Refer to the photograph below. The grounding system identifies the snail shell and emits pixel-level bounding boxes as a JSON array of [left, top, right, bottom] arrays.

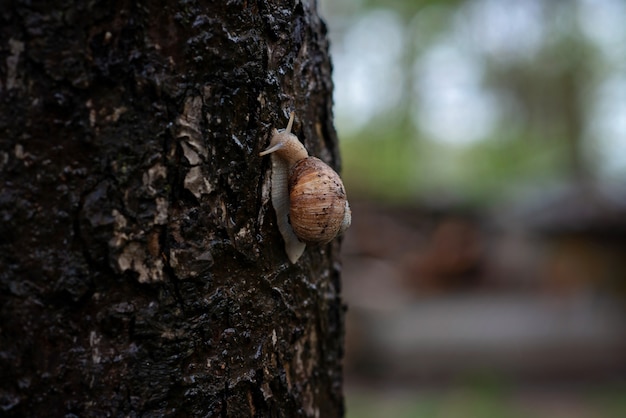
[[289, 157, 350, 244], [260, 112, 351, 263]]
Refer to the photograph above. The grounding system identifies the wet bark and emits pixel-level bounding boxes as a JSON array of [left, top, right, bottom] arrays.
[[0, 1, 344, 416]]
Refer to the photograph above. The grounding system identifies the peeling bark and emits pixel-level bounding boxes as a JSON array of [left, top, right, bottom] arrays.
[[0, 1, 344, 416]]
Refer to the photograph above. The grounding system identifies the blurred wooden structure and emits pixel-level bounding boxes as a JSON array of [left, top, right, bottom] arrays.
[[342, 184, 626, 383]]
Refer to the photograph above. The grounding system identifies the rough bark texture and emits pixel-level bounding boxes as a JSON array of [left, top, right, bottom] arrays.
[[0, 1, 344, 416]]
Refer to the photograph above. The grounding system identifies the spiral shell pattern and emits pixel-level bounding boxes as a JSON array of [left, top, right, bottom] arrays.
[[288, 157, 350, 244]]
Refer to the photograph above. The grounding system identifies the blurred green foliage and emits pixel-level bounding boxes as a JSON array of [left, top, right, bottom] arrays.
[[345, 383, 626, 418], [341, 128, 569, 205], [325, 0, 625, 204], [340, 123, 417, 202]]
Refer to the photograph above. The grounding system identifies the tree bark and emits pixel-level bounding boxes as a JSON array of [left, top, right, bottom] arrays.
[[0, 1, 344, 416]]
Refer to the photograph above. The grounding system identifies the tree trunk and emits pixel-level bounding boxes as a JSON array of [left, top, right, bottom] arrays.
[[0, 1, 344, 416]]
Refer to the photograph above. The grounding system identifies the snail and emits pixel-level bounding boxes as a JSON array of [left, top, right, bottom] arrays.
[[260, 112, 351, 263]]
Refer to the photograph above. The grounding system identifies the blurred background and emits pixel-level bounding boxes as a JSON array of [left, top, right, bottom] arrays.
[[319, 0, 626, 416]]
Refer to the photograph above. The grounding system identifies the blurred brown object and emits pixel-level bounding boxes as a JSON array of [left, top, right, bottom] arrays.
[[341, 196, 626, 383], [404, 216, 485, 295], [541, 236, 626, 297], [518, 183, 626, 298], [342, 201, 487, 296], [342, 201, 427, 261]]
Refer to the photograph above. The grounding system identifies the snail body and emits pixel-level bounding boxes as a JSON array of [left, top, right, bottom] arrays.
[[260, 112, 351, 263]]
